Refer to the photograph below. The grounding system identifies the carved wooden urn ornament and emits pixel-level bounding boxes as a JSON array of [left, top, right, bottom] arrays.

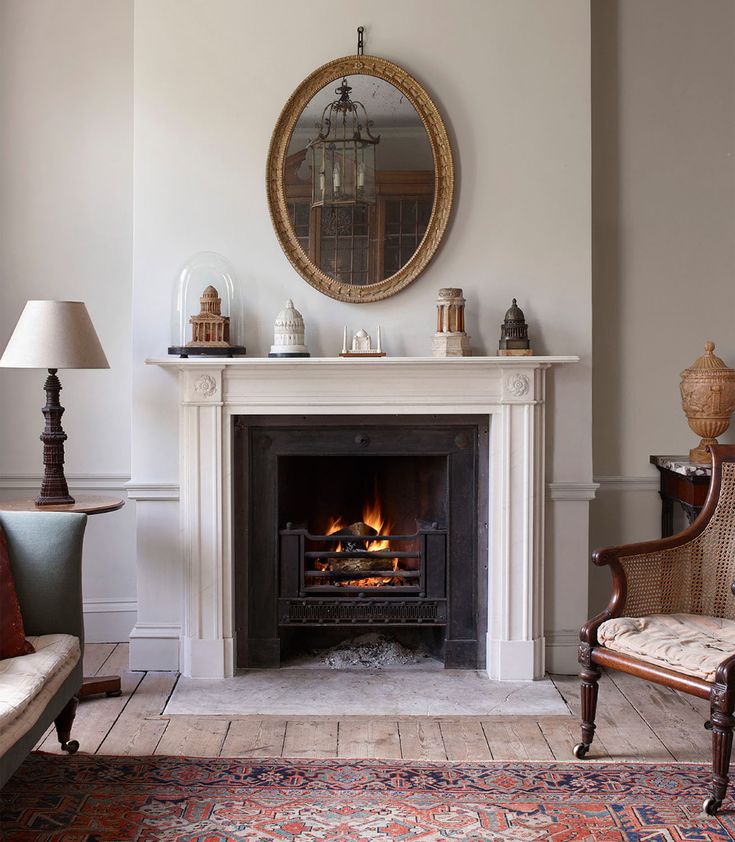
[[680, 341, 735, 463]]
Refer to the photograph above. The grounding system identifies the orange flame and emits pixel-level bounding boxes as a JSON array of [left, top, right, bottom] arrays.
[[362, 494, 392, 553], [315, 490, 401, 586]]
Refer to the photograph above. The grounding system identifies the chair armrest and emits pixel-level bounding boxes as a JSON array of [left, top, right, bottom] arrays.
[[0, 511, 87, 644], [581, 530, 709, 646]]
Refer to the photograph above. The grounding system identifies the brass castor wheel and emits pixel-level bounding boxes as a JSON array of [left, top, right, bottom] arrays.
[[572, 742, 589, 759], [704, 720, 713, 730], [703, 796, 722, 815], [61, 739, 79, 754]]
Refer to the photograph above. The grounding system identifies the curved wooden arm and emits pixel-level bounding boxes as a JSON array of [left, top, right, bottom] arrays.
[[580, 553, 627, 647], [581, 446, 735, 647]]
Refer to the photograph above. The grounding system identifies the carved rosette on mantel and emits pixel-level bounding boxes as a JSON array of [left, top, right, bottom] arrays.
[[680, 341, 735, 463], [139, 355, 580, 681]]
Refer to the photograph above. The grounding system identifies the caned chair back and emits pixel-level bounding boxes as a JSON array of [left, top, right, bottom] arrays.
[[620, 460, 735, 619]]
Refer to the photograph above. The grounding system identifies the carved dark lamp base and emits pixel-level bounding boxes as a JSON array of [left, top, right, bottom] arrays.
[[36, 368, 74, 507]]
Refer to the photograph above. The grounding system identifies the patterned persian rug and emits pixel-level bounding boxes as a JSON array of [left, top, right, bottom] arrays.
[[2, 754, 734, 841]]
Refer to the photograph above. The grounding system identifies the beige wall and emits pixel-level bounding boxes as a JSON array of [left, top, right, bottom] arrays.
[[130, 0, 593, 672], [590, 0, 735, 612], [0, 0, 136, 640]]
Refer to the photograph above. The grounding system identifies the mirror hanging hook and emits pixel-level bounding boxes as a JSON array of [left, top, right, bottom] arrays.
[[357, 26, 364, 56]]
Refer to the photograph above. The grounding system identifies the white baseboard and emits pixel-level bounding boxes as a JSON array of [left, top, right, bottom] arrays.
[[83, 599, 137, 643], [545, 630, 580, 675], [129, 623, 181, 671]]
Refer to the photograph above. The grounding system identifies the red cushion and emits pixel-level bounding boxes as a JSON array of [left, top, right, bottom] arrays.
[[0, 523, 35, 659]]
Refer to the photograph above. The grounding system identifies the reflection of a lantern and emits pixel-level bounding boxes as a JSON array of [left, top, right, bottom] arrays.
[[307, 77, 379, 208]]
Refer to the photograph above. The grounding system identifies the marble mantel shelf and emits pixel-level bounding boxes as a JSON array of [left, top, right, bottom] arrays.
[[148, 355, 580, 367], [138, 354, 579, 681]]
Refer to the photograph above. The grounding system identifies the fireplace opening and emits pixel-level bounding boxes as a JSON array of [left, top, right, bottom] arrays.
[[234, 416, 488, 669]]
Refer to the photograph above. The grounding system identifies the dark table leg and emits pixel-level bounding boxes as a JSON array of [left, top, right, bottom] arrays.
[[660, 493, 674, 539]]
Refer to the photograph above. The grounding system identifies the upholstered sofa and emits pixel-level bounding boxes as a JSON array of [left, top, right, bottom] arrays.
[[0, 510, 86, 788]]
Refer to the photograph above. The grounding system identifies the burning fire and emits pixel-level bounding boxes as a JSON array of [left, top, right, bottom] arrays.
[[317, 493, 400, 586]]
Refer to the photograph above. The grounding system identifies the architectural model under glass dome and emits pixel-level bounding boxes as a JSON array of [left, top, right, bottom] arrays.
[[168, 252, 246, 357]]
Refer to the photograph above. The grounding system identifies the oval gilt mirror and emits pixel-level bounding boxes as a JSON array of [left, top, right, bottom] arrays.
[[267, 55, 454, 303]]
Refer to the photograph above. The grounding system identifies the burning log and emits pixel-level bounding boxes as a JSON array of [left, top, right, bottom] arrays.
[[328, 522, 391, 573]]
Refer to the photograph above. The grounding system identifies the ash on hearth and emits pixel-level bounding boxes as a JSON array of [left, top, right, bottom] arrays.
[[311, 633, 435, 670]]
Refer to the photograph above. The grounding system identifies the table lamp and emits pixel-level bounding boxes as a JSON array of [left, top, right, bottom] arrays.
[[0, 301, 109, 505]]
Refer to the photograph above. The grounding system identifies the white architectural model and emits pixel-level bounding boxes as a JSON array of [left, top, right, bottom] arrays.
[[340, 326, 385, 357], [268, 299, 310, 357]]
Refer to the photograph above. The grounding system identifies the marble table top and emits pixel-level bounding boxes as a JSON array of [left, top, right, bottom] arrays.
[[650, 455, 712, 477]]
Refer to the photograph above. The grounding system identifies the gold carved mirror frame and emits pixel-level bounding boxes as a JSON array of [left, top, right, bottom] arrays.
[[266, 54, 454, 303]]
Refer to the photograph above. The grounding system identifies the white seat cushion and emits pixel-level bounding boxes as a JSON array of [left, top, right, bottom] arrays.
[[0, 634, 80, 754], [598, 613, 735, 682]]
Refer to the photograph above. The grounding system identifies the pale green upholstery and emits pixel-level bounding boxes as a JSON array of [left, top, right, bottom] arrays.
[[0, 511, 86, 788]]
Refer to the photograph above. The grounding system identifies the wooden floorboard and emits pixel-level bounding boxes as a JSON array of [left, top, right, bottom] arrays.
[[440, 719, 492, 762], [57, 644, 714, 763], [338, 720, 402, 759], [398, 720, 447, 760], [40, 644, 143, 755], [221, 719, 288, 757], [283, 719, 339, 758]]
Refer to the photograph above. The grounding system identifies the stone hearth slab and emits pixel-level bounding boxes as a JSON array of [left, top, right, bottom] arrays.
[[163, 670, 570, 717]]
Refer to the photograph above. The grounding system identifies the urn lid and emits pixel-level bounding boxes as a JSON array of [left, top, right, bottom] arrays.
[[681, 341, 735, 377], [503, 298, 525, 322]]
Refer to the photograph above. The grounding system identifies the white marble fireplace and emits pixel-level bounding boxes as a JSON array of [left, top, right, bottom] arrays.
[[141, 355, 577, 680]]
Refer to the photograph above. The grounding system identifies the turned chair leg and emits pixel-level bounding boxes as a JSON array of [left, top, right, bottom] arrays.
[[704, 689, 735, 815], [54, 696, 80, 754], [573, 665, 601, 759]]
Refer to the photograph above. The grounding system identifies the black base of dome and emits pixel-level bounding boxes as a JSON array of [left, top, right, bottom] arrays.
[[268, 352, 311, 358], [168, 345, 247, 357]]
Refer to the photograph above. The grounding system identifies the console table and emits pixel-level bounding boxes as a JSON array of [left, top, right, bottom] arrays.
[[650, 455, 712, 538]]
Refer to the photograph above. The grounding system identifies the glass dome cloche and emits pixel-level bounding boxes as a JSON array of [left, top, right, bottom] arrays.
[[168, 251, 246, 357]]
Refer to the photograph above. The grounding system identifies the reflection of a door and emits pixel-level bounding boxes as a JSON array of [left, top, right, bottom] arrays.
[[286, 156, 433, 286]]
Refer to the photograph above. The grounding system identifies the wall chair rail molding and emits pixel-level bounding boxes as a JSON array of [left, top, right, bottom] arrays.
[[125, 482, 180, 502], [145, 355, 578, 680], [594, 475, 660, 493], [0, 473, 130, 493], [546, 482, 600, 502]]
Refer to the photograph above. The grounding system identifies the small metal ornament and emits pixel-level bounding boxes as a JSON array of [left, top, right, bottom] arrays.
[[498, 298, 532, 356], [268, 299, 310, 358]]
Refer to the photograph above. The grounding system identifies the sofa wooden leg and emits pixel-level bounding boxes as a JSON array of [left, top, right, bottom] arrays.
[[573, 666, 601, 759], [54, 695, 80, 754]]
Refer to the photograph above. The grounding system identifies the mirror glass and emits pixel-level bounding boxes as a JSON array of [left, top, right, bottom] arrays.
[[284, 75, 435, 287], [267, 55, 453, 302]]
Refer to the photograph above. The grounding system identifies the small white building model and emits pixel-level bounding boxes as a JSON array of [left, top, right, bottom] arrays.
[[268, 299, 310, 357]]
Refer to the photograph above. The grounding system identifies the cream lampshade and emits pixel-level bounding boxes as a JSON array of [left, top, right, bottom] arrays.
[[0, 301, 109, 505]]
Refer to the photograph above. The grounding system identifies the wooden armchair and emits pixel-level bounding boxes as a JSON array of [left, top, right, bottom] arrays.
[[576, 444, 735, 815]]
